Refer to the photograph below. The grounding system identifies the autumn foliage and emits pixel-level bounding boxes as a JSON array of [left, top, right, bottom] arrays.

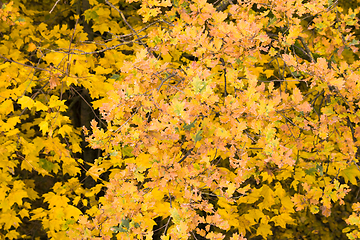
[[2, 0, 360, 239]]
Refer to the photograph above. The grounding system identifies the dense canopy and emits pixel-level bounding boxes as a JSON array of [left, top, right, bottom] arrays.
[[1, 0, 360, 239]]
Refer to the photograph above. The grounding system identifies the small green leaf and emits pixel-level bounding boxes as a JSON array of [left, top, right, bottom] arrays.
[[153, 36, 162, 45], [121, 218, 130, 229], [15, 17, 26, 23], [133, 222, 140, 228], [122, 145, 134, 157], [39, 158, 55, 171], [316, 164, 323, 176], [192, 130, 203, 143], [111, 218, 130, 233], [183, 120, 196, 131], [110, 151, 118, 156], [84, 9, 99, 22], [305, 167, 316, 176], [110, 74, 120, 80], [193, 163, 200, 170]]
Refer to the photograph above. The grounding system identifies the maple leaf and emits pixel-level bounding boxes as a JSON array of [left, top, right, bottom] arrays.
[[171, 98, 186, 117], [18, 96, 34, 109], [256, 223, 273, 238], [340, 164, 360, 185], [2, 210, 21, 230], [270, 213, 294, 228], [292, 87, 303, 104], [39, 121, 48, 134], [295, 102, 312, 113]]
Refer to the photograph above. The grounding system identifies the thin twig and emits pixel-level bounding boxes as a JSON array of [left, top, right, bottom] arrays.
[[49, 0, 61, 13], [298, 36, 315, 63], [114, 107, 140, 133], [39, 37, 147, 55], [178, 147, 194, 164], [0, 54, 50, 72]]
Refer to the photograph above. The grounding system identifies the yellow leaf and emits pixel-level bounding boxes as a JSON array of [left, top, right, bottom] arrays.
[[43, 192, 70, 207], [30, 208, 47, 220], [5, 230, 20, 240], [34, 101, 48, 111], [269, 47, 277, 57], [28, 42, 37, 52], [340, 164, 360, 185], [244, 209, 264, 224], [136, 48, 148, 61], [18, 96, 34, 109], [172, 98, 185, 116], [8, 181, 28, 206], [328, 77, 345, 90], [3, 116, 20, 131], [161, 235, 170, 240], [259, 185, 275, 210], [94, 66, 113, 75], [2, 210, 21, 230], [0, 99, 14, 115], [226, 182, 236, 196], [58, 125, 73, 137], [48, 95, 65, 108], [64, 205, 82, 219], [285, 25, 302, 45], [86, 166, 104, 180], [256, 223, 273, 238], [143, 218, 157, 229], [260, 171, 273, 183], [215, 127, 231, 139], [39, 121, 48, 134], [270, 213, 294, 228], [132, 114, 143, 125], [18, 209, 29, 219]]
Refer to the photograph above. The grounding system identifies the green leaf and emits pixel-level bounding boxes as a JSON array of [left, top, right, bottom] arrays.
[[15, 17, 26, 23], [110, 74, 120, 80], [153, 36, 162, 45], [121, 218, 130, 229], [316, 163, 323, 176], [192, 130, 203, 143], [305, 167, 316, 176], [183, 120, 196, 131], [39, 158, 55, 171], [111, 218, 130, 233], [193, 163, 200, 170], [122, 145, 134, 157], [84, 9, 99, 22]]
